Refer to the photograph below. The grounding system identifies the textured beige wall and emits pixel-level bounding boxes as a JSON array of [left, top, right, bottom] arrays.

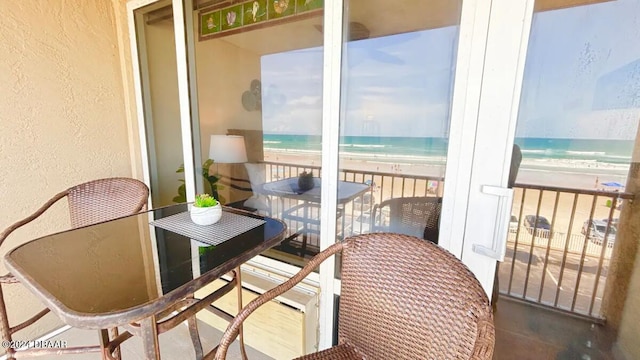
[[0, 0, 133, 341], [615, 216, 640, 359], [195, 38, 262, 160], [604, 123, 640, 360], [195, 37, 262, 203]]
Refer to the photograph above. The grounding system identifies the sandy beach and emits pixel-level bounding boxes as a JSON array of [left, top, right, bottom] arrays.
[[263, 150, 626, 237]]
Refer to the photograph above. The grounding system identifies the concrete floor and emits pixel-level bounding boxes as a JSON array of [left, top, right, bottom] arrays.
[[45, 320, 272, 360], [494, 296, 615, 360], [13, 295, 618, 360]]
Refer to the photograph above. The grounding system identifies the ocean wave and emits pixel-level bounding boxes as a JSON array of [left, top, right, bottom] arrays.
[[263, 141, 282, 144], [566, 151, 607, 156], [340, 151, 444, 160], [264, 148, 321, 154], [521, 150, 548, 154], [521, 158, 629, 171], [604, 155, 632, 160], [352, 144, 386, 148]]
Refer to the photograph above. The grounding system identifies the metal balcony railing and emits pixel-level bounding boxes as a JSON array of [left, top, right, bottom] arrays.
[[502, 184, 632, 319], [260, 160, 633, 319]]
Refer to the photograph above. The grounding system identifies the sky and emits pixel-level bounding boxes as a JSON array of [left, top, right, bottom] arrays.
[[261, 0, 640, 139]]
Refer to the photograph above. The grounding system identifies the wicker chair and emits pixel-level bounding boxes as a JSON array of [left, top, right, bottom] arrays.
[[0, 177, 149, 359], [213, 233, 495, 360], [371, 196, 442, 244]]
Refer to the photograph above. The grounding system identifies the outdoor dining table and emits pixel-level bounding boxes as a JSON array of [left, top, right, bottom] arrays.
[[4, 203, 286, 360], [258, 177, 370, 255], [259, 177, 370, 204]]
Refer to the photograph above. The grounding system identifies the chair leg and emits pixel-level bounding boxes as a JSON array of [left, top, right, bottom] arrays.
[[109, 327, 121, 360], [234, 267, 248, 360], [0, 285, 16, 360], [99, 329, 112, 360], [98, 327, 123, 360], [139, 315, 160, 360], [300, 234, 308, 257], [187, 313, 204, 360]]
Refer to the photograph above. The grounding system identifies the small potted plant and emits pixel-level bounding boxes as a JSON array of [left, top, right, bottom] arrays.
[[190, 194, 222, 226], [298, 170, 315, 191]]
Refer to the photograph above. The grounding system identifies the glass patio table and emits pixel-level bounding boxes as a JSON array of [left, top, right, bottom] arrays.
[[4, 203, 286, 360]]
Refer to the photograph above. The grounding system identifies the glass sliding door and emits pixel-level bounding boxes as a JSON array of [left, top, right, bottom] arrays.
[[132, 0, 185, 207], [337, 0, 462, 243], [190, 1, 325, 266], [491, 1, 640, 358]]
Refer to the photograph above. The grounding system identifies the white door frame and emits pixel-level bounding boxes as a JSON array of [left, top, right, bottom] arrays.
[[126, 0, 198, 204], [317, 0, 344, 349], [127, 0, 161, 207], [452, 0, 535, 294], [170, 0, 198, 202]]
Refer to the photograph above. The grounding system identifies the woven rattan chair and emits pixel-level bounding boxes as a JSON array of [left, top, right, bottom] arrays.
[[0, 177, 149, 359], [371, 196, 442, 244], [213, 233, 495, 360]]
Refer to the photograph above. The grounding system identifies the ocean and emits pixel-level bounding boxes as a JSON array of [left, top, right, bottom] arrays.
[[263, 134, 633, 176]]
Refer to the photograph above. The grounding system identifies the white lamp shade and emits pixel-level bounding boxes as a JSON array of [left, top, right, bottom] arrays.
[[209, 135, 248, 163]]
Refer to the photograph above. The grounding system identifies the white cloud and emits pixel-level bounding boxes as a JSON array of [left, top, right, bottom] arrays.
[[288, 96, 321, 106]]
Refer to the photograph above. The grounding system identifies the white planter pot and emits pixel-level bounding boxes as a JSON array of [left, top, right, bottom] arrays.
[[190, 203, 222, 225]]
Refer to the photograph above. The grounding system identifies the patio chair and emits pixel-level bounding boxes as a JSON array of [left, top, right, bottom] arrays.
[[371, 196, 442, 244], [213, 233, 495, 360], [223, 162, 272, 215], [0, 177, 149, 359]]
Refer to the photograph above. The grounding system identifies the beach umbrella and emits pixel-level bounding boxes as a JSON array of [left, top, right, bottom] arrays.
[[601, 181, 625, 188]]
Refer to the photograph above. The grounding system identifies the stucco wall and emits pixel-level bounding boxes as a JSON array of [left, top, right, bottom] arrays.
[[612, 164, 640, 360], [616, 247, 640, 359], [0, 0, 132, 342]]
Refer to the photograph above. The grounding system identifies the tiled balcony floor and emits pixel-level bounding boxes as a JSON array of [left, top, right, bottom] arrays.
[[44, 320, 272, 360], [494, 296, 615, 360]]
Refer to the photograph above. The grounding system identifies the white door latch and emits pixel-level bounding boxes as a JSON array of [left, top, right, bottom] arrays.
[[472, 185, 514, 261]]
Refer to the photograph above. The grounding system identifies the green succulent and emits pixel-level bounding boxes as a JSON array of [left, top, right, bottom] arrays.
[[193, 194, 218, 207]]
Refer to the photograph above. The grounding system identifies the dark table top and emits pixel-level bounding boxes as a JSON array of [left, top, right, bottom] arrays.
[[4, 204, 286, 329]]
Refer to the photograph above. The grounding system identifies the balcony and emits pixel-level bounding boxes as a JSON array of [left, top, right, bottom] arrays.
[[5, 161, 627, 359], [244, 160, 627, 359], [258, 162, 629, 311]]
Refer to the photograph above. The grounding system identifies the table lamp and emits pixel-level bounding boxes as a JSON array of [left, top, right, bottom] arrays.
[[207, 135, 248, 203], [209, 135, 248, 164]]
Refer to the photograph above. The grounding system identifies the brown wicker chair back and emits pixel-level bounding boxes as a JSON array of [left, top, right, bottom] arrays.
[[0, 177, 148, 359], [67, 177, 149, 228], [338, 233, 494, 359], [213, 233, 494, 360], [371, 196, 442, 243]]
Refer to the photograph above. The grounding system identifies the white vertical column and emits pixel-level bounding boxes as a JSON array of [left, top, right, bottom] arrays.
[[318, 0, 344, 351], [440, 0, 493, 257], [461, 0, 535, 295], [172, 0, 197, 202]]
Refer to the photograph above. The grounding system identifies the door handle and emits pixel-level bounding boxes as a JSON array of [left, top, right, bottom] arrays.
[[472, 185, 514, 261]]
